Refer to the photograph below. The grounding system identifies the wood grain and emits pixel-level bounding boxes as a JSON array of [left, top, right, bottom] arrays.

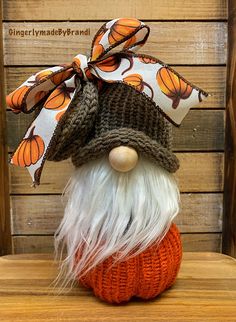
[[6, 110, 225, 152], [4, 66, 226, 109], [9, 153, 224, 194], [222, 0, 236, 257], [2, 0, 227, 20], [1, 293, 235, 321], [173, 110, 224, 151], [181, 233, 222, 252], [0, 253, 235, 321], [3, 22, 227, 65], [12, 234, 222, 254], [177, 193, 223, 233], [10, 193, 223, 235], [2, 0, 228, 257], [177, 153, 224, 192], [0, 2, 12, 255]]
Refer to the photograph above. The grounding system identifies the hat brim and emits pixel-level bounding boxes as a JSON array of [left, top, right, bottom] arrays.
[[71, 128, 179, 173]]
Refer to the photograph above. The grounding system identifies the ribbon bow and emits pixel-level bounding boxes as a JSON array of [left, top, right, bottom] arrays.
[[6, 18, 208, 186]]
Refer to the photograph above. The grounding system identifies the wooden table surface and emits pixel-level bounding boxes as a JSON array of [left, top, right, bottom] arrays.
[[0, 252, 235, 321]]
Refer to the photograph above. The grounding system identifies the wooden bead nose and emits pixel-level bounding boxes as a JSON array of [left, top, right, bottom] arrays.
[[109, 146, 138, 172]]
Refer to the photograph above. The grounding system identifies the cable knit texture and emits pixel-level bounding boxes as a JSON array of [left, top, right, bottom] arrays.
[[48, 82, 179, 173], [77, 223, 182, 304], [47, 81, 99, 161]]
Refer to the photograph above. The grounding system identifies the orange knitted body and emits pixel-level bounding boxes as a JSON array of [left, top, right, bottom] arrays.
[[77, 224, 182, 303]]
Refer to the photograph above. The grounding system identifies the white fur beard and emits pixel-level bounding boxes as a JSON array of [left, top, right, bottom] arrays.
[[54, 156, 180, 284]]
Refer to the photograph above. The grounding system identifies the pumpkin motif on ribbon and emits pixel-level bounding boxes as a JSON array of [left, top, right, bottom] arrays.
[[35, 90, 50, 103], [44, 83, 74, 110], [96, 56, 122, 72], [139, 56, 157, 64], [55, 110, 65, 122], [108, 18, 141, 45], [123, 73, 154, 98], [6, 85, 29, 113], [157, 67, 193, 109], [91, 25, 107, 61], [51, 68, 74, 85], [72, 57, 94, 80], [11, 126, 45, 167], [35, 68, 73, 85], [72, 57, 84, 79], [92, 44, 105, 61], [124, 35, 136, 49], [95, 54, 133, 75], [35, 70, 53, 82]]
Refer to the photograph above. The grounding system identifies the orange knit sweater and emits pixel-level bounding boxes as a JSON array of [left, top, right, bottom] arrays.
[[77, 223, 182, 303]]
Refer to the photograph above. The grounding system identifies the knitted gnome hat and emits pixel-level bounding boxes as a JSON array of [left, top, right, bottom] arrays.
[[48, 82, 179, 173], [6, 18, 208, 185]]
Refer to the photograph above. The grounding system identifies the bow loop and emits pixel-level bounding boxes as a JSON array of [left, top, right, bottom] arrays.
[[91, 18, 150, 61]]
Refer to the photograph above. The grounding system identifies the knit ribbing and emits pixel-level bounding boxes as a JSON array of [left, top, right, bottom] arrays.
[[72, 128, 179, 173], [77, 224, 182, 303], [96, 83, 173, 149], [47, 81, 99, 161], [72, 82, 179, 172], [48, 82, 179, 173]]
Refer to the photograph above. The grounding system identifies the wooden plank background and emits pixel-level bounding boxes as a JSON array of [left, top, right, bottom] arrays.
[[2, 0, 227, 20], [0, 1, 11, 255], [2, 0, 227, 253], [222, 0, 236, 258]]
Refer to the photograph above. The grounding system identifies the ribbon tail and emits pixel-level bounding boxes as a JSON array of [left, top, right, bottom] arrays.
[[10, 74, 78, 185], [6, 65, 74, 114]]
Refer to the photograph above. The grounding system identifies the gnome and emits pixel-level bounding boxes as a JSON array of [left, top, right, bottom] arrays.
[[6, 18, 208, 303]]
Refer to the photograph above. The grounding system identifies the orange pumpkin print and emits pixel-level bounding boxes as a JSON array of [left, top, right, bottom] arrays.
[[96, 54, 133, 75], [72, 57, 94, 80], [92, 44, 105, 61], [96, 56, 121, 72], [35, 70, 53, 82], [44, 83, 74, 110], [55, 110, 65, 122], [124, 35, 136, 49], [72, 57, 84, 78], [73, 57, 81, 69], [94, 25, 106, 45], [157, 67, 193, 109], [11, 126, 45, 167], [35, 90, 50, 103], [108, 18, 141, 45], [36, 68, 73, 85], [139, 56, 157, 64], [91, 25, 107, 60], [93, 25, 107, 46], [51, 68, 73, 85], [6, 85, 29, 113], [123, 74, 144, 91], [123, 73, 154, 98]]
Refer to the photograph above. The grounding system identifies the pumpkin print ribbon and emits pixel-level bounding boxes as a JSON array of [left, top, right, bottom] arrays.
[[6, 18, 208, 186]]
